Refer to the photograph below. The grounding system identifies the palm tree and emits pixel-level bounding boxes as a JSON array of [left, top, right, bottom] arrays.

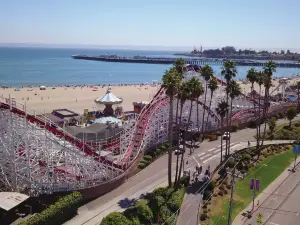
[[162, 69, 182, 187], [200, 65, 213, 134], [216, 100, 229, 163], [177, 77, 203, 186], [174, 82, 189, 186], [257, 61, 276, 159], [174, 58, 186, 77], [205, 77, 219, 131], [227, 80, 242, 155], [246, 68, 257, 95], [255, 71, 264, 146], [221, 60, 237, 156]]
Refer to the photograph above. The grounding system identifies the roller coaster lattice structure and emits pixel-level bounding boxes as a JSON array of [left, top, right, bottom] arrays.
[[0, 76, 296, 196]]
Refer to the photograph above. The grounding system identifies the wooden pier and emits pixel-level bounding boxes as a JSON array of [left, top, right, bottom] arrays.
[[72, 55, 300, 68]]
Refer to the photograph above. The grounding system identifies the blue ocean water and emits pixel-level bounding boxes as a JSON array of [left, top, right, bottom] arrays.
[[0, 47, 299, 87]]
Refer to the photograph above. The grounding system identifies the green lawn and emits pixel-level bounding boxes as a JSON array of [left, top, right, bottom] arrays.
[[211, 149, 295, 225]]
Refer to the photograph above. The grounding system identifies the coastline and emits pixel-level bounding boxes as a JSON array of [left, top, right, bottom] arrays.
[[1, 76, 300, 116], [0, 84, 160, 114]]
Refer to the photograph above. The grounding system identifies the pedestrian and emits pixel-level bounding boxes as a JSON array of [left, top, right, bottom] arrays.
[[248, 140, 250, 147]]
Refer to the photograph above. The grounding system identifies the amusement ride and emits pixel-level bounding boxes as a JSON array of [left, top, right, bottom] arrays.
[[0, 70, 298, 197]]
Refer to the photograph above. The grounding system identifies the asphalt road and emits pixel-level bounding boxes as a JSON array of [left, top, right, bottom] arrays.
[[64, 116, 299, 225]]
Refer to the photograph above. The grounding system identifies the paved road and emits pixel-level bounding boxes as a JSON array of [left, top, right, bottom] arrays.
[[233, 159, 300, 225], [64, 116, 298, 225]]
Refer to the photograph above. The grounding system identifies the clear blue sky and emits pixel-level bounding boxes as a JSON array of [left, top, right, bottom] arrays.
[[0, 0, 299, 50]]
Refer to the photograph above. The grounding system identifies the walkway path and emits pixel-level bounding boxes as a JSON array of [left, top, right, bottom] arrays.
[[232, 155, 300, 225], [176, 140, 294, 225]]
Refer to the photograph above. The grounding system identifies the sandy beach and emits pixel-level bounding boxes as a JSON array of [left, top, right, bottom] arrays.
[[0, 85, 161, 114], [1, 76, 300, 115]]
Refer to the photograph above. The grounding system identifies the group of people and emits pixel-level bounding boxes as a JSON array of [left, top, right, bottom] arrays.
[[190, 164, 211, 183]]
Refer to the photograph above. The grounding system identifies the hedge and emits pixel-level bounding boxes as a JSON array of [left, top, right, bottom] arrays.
[[101, 212, 131, 225], [143, 155, 152, 161], [18, 192, 82, 225]]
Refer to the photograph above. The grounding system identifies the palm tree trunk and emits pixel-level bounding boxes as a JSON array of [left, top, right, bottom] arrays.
[[220, 117, 224, 163], [177, 100, 193, 185], [225, 92, 230, 156], [205, 92, 213, 131], [197, 97, 199, 132], [168, 95, 174, 187], [174, 98, 180, 185], [175, 102, 183, 186], [256, 86, 261, 148], [201, 82, 208, 134], [297, 86, 300, 112], [227, 98, 233, 155], [188, 100, 193, 154]]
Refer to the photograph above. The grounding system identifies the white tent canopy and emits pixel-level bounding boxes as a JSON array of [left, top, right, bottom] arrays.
[[95, 88, 122, 104]]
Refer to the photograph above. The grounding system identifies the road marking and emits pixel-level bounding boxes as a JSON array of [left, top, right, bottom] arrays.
[[200, 154, 211, 160], [193, 156, 200, 167], [203, 154, 219, 164], [197, 152, 205, 157], [208, 148, 217, 152], [213, 149, 221, 154], [267, 222, 280, 225]]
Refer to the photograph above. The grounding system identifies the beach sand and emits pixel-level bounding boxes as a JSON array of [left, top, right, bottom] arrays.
[[0, 85, 161, 114], [1, 76, 300, 115]]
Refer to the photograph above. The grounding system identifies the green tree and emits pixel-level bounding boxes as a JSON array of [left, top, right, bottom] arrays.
[[174, 58, 186, 76], [162, 69, 182, 187], [216, 100, 229, 163], [205, 77, 219, 131], [286, 107, 297, 128], [177, 77, 203, 185], [221, 60, 237, 157], [267, 117, 277, 133], [200, 65, 214, 134], [246, 68, 257, 95], [100, 212, 131, 225], [257, 61, 277, 159]]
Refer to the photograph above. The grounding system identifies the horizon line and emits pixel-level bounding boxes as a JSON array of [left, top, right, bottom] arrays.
[[0, 42, 299, 52]]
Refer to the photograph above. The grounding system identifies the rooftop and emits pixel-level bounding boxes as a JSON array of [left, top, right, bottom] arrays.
[[0, 192, 29, 211]]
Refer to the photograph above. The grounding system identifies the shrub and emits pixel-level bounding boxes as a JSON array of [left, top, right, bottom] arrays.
[[167, 188, 185, 212], [219, 184, 225, 190], [159, 205, 172, 223], [231, 124, 239, 132], [248, 120, 257, 128], [101, 212, 131, 225], [138, 163, 146, 169], [140, 160, 149, 165], [218, 190, 224, 196], [18, 192, 82, 225], [215, 131, 222, 136], [205, 180, 215, 192], [223, 189, 228, 195], [203, 190, 212, 201], [179, 176, 190, 187], [135, 200, 153, 224], [200, 213, 207, 221], [226, 158, 235, 168], [143, 155, 152, 161]]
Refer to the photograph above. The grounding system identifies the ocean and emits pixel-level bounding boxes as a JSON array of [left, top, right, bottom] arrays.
[[0, 47, 299, 87]]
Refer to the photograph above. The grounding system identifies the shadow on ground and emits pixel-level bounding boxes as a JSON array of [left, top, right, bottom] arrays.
[[118, 198, 138, 209]]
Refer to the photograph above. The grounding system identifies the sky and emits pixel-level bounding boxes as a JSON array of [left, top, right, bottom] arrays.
[[0, 0, 299, 51]]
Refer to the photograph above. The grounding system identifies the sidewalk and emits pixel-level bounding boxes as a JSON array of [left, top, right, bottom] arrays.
[[176, 140, 294, 225], [232, 158, 299, 225]]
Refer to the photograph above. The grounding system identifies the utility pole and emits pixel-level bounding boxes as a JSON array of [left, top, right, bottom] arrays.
[[227, 164, 245, 225]]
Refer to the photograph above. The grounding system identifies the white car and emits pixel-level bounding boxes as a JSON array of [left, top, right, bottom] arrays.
[[223, 132, 230, 140]]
